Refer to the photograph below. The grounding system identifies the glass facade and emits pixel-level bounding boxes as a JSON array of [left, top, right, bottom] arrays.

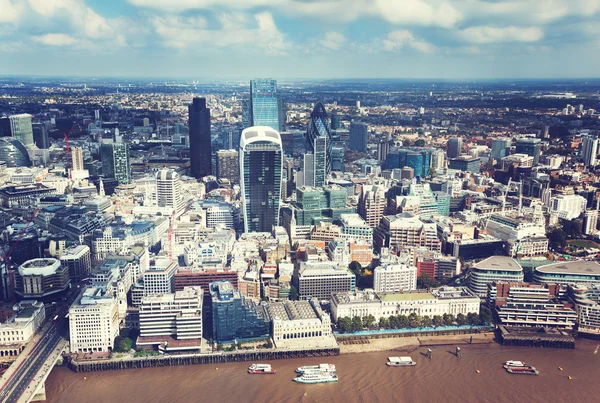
[[306, 102, 332, 185], [349, 121, 368, 152], [386, 148, 431, 177], [332, 146, 344, 172], [293, 186, 354, 225], [0, 138, 32, 167], [491, 138, 511, 159], [189, 97, 212, 178], [250, 79, 280, 131], [240, 127, 283, 233], [101, 142, 131, 184], [9, 114, 34, 147], [516, 138, 541, 166]]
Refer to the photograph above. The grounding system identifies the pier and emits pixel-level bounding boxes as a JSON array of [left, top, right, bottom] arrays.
[[498, 326, 575, 349], [67, 347, 340, 373]]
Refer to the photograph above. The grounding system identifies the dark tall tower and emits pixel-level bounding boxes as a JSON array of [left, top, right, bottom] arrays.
[[189, 97, 212, 178]]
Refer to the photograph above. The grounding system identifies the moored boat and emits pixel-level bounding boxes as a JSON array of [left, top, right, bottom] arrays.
[[248, 364, 276, 374], [295, 364, 336, 374], [294, 372, 338, 384], [504, 360, 525, 367], [387, 357, 416, 367], [504, 365, 539, 375]]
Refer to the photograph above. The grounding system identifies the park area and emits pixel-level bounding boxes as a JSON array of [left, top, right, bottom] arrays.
[[567, 239, 600, 250]]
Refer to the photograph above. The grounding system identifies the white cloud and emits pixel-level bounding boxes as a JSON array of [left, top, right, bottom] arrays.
[[0, 0, 24, 23], [31, 33, 76, 46], [373, 0, 461, 28], [381, 30, 434, 53], [457, 26, 544, 44], [320, 32, 346, 50]]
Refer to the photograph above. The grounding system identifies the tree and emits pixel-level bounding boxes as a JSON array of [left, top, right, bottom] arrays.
[[338, 317, 352, 333], [349, 261, 362, 276], [417, 273, 434, 289], [414, 139, 426, 147], [479, 306, 493, 325], [548, 228, 567, 250], [456, 313, 468, 326], [363, 314, 376, 329], [420, 316, 433, 328], [467, 312, 479, 326], [379, 317, 389, 329], [114, 336, 133, 353], [351, 316, 363, 332], [562, 219, 582, 238], [289, 285, 299, 301], [408, 313, 420, 328], [443, 313, 455, 326], [398, 315, 409, 329], [389, 315, 399, 329], [432, 315, 444, 327]]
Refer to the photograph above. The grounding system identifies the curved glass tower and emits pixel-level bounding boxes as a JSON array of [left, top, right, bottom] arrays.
[[0, 138, 32, 167], [306, 102, 332, 187], [240, 126, 283, 233]]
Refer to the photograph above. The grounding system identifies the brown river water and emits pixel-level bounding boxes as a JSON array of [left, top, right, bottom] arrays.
[[45, 341, 600, 403]]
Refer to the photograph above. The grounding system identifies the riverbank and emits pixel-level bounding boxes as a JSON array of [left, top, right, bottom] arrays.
[[339, 332, 495, 354]]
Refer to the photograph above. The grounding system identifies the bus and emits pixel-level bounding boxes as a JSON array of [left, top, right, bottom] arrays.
[[52, 315, 59, 322]]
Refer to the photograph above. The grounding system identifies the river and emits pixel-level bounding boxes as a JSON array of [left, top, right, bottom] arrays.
[[45, 341, 600, 403]]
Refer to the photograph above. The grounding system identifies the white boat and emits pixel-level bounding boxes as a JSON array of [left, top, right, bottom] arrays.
[[387, 357, 416, 367], [248, 363, 276, 374], [295, 364, 336, 374], [504, 361, 525, 367], [294, 372, 338, 384]]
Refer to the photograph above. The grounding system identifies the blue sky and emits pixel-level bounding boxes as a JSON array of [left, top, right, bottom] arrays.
[[1, 0, 600, 79]]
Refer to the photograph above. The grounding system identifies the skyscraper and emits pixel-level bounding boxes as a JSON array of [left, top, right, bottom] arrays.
[[71, 147, 84, 171], [0, 117, 11, 137], [188, 97, 212, 179], [240, 126, 283, 233], [331, 146, 345, 172], [515, 137, 541, 166], [447, 137, 462, 159], [330, 113, 340, 130], [491, 138, 511, 159], [303, 153, 316, 187], [349, 121, 368, 153], [582, 135, 598, 167], [248, 79, 279, 131], [32, 123, 48, 149], [216, 149, 240, 184], [9, 114, 34, 146], [277, 97, 287, 132], [156, 169, 184, 214], [101, 142, 130, 184], [0, 138, 31, 167], [306, 102, 332, 186]]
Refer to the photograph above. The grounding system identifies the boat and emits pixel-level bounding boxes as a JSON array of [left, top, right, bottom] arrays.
[[504, 361, 525, 367], [295, 364, 336, 374], [248, 364, 276, 374], [504, 365, 539, 375], [294, 372, 338, 384], [386, 357, 416, 367]]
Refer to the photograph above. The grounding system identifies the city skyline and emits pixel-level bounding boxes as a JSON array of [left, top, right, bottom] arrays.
[[1, 1, 600, 79]]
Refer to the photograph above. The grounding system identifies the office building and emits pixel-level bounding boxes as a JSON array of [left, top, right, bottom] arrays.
[[287, 186, 353, 226], [142, 259, 178, 296], [0, 301, 45, 359], [156, 169, 184, 214], [8, 114, 34, 146], [302, 153, 316, 187], [137, 287, 203, 351], [469, 256, 524, 297], [374, 212, 441, 253], [69, 286, 119, 353], [306, 102, 332, 184], [549, 194, 587, 220], [449, 156, 480, 173], [71, 146, 84, 171], [349, 121, 368, 152], [267, 300, 336, 348], [340, 213, 373, 243], [568, 284, 600, 336], [447, 137, 462, 159], [101, 142, 130, 184], [331, 146, 344, 172], [13, 258, 70, 300], [216, 149, 239, 184], [582, 135, 599, 166], [32, 123, 49, 149], [330, 287, 480, 322], [491, 138, 512, 159], [294, 261, 356, 300], [386, 148, 432, 178], [60, 245, 92, 282], [515, 137, 541, 166], [248, 79, 280, 131], [533, 261, 600, 287], [358, 184, 388, 228], [374, 262, 417, 293], [584, 209, 599, 235], [240, 126, 283, 233], [209, 281, 270, 343], [188, 97, 212, 178], [0, 138, 32, 167]]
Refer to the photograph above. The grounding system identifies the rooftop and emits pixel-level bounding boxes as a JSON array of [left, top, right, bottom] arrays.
[[536, 261, 600, 276], [379, 292, 436, 302], [474, 256, 523, 272]]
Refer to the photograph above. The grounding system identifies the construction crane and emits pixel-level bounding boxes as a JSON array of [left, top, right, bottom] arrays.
[[168, 210, 176, 261], [501, 178, 512, 215], [64, 130, 72, 179]]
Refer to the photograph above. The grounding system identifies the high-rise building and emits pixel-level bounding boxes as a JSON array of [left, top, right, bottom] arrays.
[[582, 135, 599, 167], [248, 79, 280, 131], [0, 138, 31, 167], [277, 97, 287, 132], [349, 121, 368, 153], [60, 245, 92, 283], [32, 123, 49, 149], [331, 113, 340, 130], [374, 262, 417, 293], [156, 169, 184, 214], [71, 146, 84, 171], [188, 97, 212, 179], [306, 102, 332, 184], [331, 146, 344, 172], [302, 153, 315, 187], [240, 126, 283, 233], [0, 117, 11, 137], [449, 156, 480, 173], [515, 137, 541, 166], [101, 142, 130, 184], [8, 114, 34, 146], [491, 138, 511, 159], [216, 149, 239, 183], [584, 209, 599, 235], [447, 137, 462, 159], [358, 184, 388, 228]]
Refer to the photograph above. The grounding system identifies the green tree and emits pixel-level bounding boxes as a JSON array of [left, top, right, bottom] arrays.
[[467, 312, 479, 326], [379, 317, 389, 329], [351, 316, 363, 332], [432, 315, 444, 327], [548, 229, 566, 250], [398, 315, 409, 329], [443, 313, 455, 326], [417, 273, 440, 289], [338, 317, 352, 333], [289, 285, 299, 301], [349, 261, 362, 276], [479, 306, 493, 325], [420, 316, 433, 328], [414, 139, 426, 147], [114, 336, 133, 352], [456, 313, 468, 326], [389, 315, 399, 329], [363, 314, 376, 329], [408, 313, 420, 328]]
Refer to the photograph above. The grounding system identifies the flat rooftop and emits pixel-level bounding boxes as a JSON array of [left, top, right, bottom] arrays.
[[379, 292, 436, 302], [536, 261, 600, 275], [474, 256, 523, 272]]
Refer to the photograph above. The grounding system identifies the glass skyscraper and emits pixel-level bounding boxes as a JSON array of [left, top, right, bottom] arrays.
[[8, 114, 34, 147], [0, 138, 31, 167], [349, 121, 368, 152], [188, 97, 212, 178], [516, 137, 541, 166], [239, 126, 283, 233], [101, 142, 130, 184], [306, 102, 332, 187], [491, 138, 511, 159], [249, 79, 280, 131]]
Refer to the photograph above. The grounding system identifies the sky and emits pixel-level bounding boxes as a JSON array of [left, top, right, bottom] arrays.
[[1, 0, 600, 80]]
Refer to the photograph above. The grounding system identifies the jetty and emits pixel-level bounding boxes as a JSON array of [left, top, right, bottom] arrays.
[[498, 326, 575, 349]]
